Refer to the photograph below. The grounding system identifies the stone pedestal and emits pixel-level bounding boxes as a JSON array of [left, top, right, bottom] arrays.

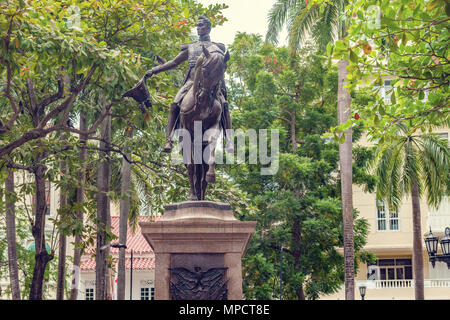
[[139, 201, 256, 300]]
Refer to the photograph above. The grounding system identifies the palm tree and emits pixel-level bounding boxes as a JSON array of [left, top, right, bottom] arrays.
[[69, 113, 88, 300], [117, 128, 133, 300], [373, 123, 450, 300], [56, 133, 68, 300], [267, 0, 356, 299], [96, 109, 112, 300]]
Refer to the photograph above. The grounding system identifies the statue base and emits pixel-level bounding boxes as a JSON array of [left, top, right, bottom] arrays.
[[139, 201, 256, 300]]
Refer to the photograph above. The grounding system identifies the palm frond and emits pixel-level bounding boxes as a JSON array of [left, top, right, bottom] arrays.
[[374, 123, 450, 214], [266, 0, 302, 44], [419, 134, 450, 208], [287, 4, 321, 52], [309, 4, 339, 50], [375, 138, 405, 211]]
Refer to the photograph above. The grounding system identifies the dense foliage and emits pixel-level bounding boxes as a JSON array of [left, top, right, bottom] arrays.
[[330, 0, 449, 141], [225, 33, 374, 300]]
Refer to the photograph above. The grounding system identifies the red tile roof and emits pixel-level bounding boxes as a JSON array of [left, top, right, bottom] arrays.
[[80, 257, 155, 271], [80, 215, 160, 271]]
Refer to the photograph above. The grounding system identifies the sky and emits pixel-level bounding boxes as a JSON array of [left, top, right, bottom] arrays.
[[197, 0, 288, 47]]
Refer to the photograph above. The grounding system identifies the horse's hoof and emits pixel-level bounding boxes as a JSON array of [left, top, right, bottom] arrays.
[[206, 173, 216, 183], [188, 195, 198, 201]]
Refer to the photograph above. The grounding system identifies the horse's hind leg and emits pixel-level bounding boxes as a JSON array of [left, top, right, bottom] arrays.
[[195, 163, 203, 200], [204, 122, 220, 183], [186, 163, 197, 201], [201, 162, 208, 200]]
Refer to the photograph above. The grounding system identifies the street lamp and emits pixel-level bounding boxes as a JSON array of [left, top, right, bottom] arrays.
[[424, 227, 450, 269], [110, 243, 133, 300], [359, 285, 366, 300]]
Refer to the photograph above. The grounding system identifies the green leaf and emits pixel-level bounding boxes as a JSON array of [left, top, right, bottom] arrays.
[[339, 134, 346, 144], [419, 90, 425, 100], [390, 91, 396, 104], [326, 43, 334, 56], [349, 49, 358, 63]]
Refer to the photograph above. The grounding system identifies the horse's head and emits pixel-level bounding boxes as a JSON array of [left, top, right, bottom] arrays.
[[193, 45, 230, 98]]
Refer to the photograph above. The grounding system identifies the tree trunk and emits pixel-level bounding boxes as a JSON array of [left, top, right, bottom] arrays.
[[69, 114, 88, 300], [118, 129, 133, 300], [337, 58, 355, 300], [5, 170, 21, 300], [411, 178, 425, 300], [290, 122, 305, 300], [292, 219, 305, 300], [29, 154, 54, 300], [56, 134, 68, 300], [95, 112, 111, 300], [291, 113, 297, 151]]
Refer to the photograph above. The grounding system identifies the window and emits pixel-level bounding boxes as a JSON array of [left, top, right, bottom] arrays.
[[141, 287, 149, 300], [140, 287, 154, 300], [383, 80, 392, 104], [85, 288, 94, 300], [376, 200, 399, 231], [374, 80, 393, 104], [370, 258, 413, 280]]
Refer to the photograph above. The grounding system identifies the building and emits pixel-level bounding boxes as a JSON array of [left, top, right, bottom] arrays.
[[320, 127, 450, 300], [79, 215, 157, 300]]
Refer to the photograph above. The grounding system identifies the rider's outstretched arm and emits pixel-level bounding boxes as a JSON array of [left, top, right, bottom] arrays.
[[145, 48, 188, 78]]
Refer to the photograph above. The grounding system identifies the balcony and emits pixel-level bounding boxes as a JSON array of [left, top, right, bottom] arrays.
[[353, 279, 450, 300], [357, 279, 450, 289]]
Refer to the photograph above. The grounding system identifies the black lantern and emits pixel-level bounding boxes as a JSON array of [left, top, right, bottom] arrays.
[[359, 285, 366, 300], [441, 228, 450, 255], [425, 229, 438, 256], [424, 227, 450, 269]]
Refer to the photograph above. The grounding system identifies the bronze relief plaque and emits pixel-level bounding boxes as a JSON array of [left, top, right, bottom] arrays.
[[169, 253, 228, 300]]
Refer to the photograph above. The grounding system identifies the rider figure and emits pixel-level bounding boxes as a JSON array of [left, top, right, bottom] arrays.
[[144, 16, 232, 153]]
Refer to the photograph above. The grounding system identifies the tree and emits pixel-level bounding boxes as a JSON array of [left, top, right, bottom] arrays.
[[1, 0, 229, 299], [334, 0, 449, 140], [372, 123, 450, 300], [56, 133, 68, 300], [69, 113, 87, 300], [95, 107, 111, 300], [117, 128, 133, 300], [226, 34, 374, 299], [266, 0, 357, 299], [4, 170, 21, 300]]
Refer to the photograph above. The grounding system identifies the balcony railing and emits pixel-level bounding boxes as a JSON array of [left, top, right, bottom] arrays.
[[357, 279, 450, 289]]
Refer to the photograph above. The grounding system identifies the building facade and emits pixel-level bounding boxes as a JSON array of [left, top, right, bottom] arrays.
[[320, 127, 450, 300], [78, 216, 157, 300]]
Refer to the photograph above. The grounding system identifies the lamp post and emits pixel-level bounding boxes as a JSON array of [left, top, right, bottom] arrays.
[[424, 227, 450, 269], [130, 249, 133, 300], [110, 243, 130, 300], [359, 285, 366, 300]]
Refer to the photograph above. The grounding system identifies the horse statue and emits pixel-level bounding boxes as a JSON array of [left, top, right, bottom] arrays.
[[178, 45, 230, 200], [123, 44, 230, 201]]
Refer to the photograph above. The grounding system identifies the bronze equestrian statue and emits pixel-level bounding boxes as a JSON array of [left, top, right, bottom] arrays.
[[124, 16, 231, 201]]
